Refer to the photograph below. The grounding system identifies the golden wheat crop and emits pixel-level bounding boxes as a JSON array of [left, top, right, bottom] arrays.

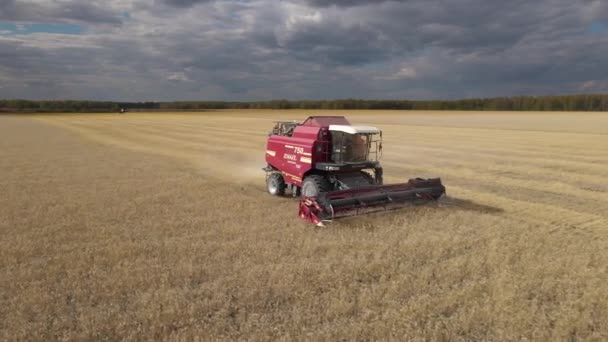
[[1, 110, 607, 340]]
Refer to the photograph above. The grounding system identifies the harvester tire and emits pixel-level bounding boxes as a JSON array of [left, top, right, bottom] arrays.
[[301, 175, 330, 198], [360, 171, 376, 185], [267, 173, 286, 196]]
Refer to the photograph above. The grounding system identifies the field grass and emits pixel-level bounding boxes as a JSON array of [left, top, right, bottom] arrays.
[[1, 110, 608, 340]]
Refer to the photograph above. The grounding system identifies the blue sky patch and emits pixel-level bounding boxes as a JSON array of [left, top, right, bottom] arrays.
[[0, 22, 84, 35], [588, 22, 607, 33]]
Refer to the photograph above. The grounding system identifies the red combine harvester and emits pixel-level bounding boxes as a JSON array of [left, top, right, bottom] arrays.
[[263, 116, 445, 225]]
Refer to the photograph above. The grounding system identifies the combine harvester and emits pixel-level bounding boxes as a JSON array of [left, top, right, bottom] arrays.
[[263, 116, 445, 225]]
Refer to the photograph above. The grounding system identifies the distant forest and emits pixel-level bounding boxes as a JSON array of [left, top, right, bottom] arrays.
[[2, 94, 608, 112]]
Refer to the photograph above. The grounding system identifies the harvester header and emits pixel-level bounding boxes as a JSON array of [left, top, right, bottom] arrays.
[[263, 116, 445, 225]]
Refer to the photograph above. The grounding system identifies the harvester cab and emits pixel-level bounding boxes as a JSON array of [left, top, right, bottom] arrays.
[[263, 116, 445, 225], [327, 124, 381, 164]]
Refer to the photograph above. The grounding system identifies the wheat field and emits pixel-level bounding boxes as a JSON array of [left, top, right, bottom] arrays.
[[1, 110, 607, 340]]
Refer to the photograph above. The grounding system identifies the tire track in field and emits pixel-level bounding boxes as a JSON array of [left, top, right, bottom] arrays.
[[87, 117, 608, 198], [378, 124, 608, 155], [386, 165, 608, 219], [57, 118, 268, 152], [84, 117, 608, 184], [382, 134, 608, 177], [380, 127, 608, 161], [381, 146, 608, 186], [51, 116, 608, 208], [44, 118, 266, 183], [113, 119, 608, 168], [391, 180, 607, 231], [56, 117, 608, 202], [73, 115, 608, 164], [56, 116, 272, 146], [42, 113, 608, 231], [382, 157, 608, 206], [385, 135, 608, 164], [361, 112, 608, 135]]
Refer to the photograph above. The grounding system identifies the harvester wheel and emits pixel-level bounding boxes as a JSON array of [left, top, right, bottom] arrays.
[[301, 175, 330, 198], [360, 171, 376, 185], [267, 173, 286, 196]]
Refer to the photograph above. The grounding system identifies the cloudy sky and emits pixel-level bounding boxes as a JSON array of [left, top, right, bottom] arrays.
[[1, 0, 607, 101]]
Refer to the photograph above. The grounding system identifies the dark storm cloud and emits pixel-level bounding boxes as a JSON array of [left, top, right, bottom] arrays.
[[160, 0, 214, 8], [1, 0, 607, 100], [269, 0, 608, 97], [304, 0, 397, 7], [257, 0, 548, 72], [274, 20, 391, 65], [0, 0, 123, 24]]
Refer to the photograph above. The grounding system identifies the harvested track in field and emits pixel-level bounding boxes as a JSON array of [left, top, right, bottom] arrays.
[[2, 111, 608, 340], [46, 111, 608, 229]]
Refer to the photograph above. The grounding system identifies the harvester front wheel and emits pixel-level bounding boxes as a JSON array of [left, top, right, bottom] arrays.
[[360, 171, 376, 185], [301, 175, 330, 198], [267, 173, 286, 196]]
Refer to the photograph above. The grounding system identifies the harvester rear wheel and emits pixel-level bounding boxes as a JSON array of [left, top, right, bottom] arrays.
[[301, 175, 330, 198], [267, 173, 286, 196]]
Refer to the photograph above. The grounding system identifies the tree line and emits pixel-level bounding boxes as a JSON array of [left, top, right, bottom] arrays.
[[2, 94, 608, 112]]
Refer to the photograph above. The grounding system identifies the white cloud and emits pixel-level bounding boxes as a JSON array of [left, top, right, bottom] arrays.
[[167, 72, 191, 82], [579, 80, 608, 92], [394, 67, 417, 79]]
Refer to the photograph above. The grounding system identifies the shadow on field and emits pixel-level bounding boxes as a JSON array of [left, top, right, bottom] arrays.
[[440, 196, 504, 214], [329, 196, 504, 230]]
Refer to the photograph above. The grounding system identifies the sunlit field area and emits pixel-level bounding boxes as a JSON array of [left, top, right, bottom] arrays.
[[1, 110, 607, 340]]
